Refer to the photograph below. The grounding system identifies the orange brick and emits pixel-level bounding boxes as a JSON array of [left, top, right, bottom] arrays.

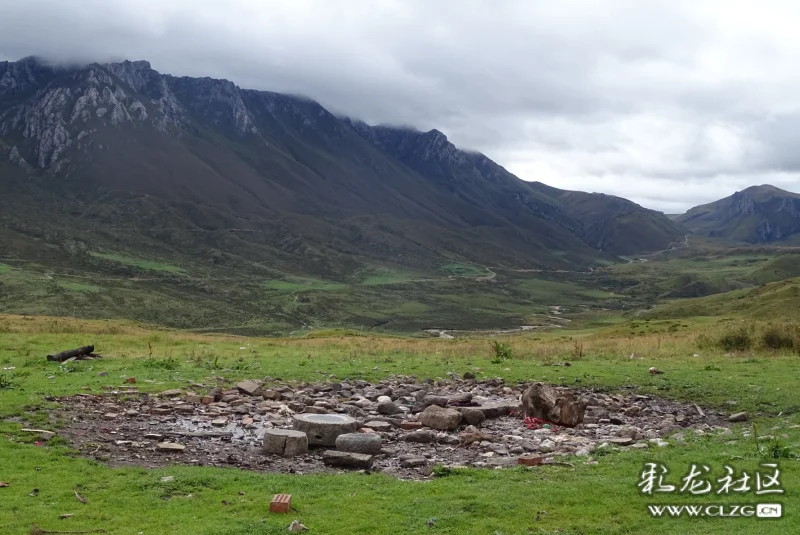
[[517, 455, 543, 467], [125, 377, 137, 384], [270, 494, 291, 514]]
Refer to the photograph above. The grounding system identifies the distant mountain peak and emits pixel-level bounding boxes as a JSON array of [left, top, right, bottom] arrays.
[[678, 184, 800, 243]]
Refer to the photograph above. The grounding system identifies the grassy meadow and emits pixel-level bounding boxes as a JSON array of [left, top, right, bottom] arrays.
[[1, 313, 800, 534]]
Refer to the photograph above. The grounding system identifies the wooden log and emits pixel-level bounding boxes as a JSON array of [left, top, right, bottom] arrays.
[[46, 345, 94, 362]]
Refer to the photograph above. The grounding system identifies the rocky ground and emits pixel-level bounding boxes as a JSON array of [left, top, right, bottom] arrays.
[[50, 376, 730, 480]]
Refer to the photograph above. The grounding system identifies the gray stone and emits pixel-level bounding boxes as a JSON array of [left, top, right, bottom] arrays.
[[363, 421, 392, 432], [236, 380, 262, 396], [263, 429, 309, 457], [293, 413, 358, 446], [609, 437, 634, 446], [403, 430, 436, 443], [400, 457, 428, 468], [377, 401, 402, 415], [458, 407, 486, 426], [729, 412, 748, 422], [419, 405, 462, 430], [335, 433, 382, 454], [422, 395, 448, 407], [476, 402, 520, 419], [322, 450, 374, 469], [157, 442, 185, 452]]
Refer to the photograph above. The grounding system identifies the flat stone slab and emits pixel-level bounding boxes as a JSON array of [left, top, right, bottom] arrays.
[[157, 442, 185, 452], [293, 413, 357, 446], [236, 380, 263, 396], [363, 421, 392, 432], [336, 432, 382, 454], [263, 429, 309, 457], [322, 450, 373, 469]]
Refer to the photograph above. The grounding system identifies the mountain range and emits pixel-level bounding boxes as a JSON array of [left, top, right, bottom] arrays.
[[0, 56, 687, 282]]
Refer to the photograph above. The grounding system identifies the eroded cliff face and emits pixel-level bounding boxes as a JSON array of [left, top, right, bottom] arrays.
[[0, 58, 266, 170]]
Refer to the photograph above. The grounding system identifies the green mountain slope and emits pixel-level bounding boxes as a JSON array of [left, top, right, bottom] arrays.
[[677, 185, 800, 243]]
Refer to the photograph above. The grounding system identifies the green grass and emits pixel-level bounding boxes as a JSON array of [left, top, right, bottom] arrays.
[[57, 280, 103, 293], [89, 252, 186, 274], [263, 278, 347, 292], [444, 263, 490, 278], [1, 315, 799, 534], [0, 263, 10, 274]]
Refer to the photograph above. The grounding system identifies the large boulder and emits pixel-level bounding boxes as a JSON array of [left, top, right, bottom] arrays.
[[419, 405, 462, 430], [521, 383, 586, 427]]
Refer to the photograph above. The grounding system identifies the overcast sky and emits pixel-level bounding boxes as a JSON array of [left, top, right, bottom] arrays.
[[2, 0, 799, 212]]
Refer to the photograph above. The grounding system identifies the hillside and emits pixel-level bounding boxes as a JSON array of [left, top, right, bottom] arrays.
[[643, 277, 800, 321], [538, 188, 687, 255], [347, 121, 685, 256], [677, 185, 800, 243], [0, 57, 685, 331]]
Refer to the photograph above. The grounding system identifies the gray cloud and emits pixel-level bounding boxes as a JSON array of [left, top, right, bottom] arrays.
[[1, 0, 799, 211]]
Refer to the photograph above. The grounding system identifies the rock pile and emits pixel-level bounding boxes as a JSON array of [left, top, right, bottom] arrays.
[[52, 375, 730, 479]]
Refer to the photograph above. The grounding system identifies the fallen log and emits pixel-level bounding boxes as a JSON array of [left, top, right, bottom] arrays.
[[47, 346, 95, 362]]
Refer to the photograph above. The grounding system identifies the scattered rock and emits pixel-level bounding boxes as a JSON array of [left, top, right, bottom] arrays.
[[322, 450, 374, 469], [403, 430, 436, 443], [400, 456, 427, 468], [400, 421, 423, 430], [157, 442, 185, 452], [377, 401, 402, 415], [609, 437, 634, 446], [237, 380, 263, 396], [160, 389, 182, 397], [729, 412, 748, 422], [363, 420, 392, 432], [458, 407, 486, 426], [419, 405, 462, 430]]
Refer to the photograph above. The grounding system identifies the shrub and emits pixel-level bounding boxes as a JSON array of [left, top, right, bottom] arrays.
[[716, 326, 753, 352], [489, 341, 513, 363], [760, 324, 797, 351]]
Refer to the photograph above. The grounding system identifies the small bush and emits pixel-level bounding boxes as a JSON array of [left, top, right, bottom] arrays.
[[490, 341, 513, 363], [0, 374, 14, 389], [142, 357, 180, 370], [716, 326, 753, 352], [760, 324, 797, 351]]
